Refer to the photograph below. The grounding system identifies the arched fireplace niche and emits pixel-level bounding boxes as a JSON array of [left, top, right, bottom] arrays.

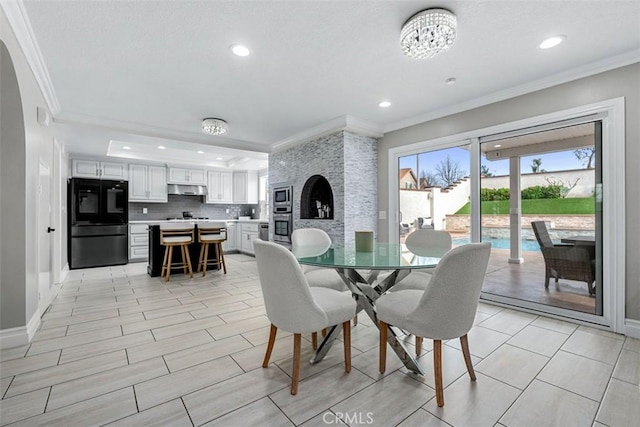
[[300, 175, 334, 219]]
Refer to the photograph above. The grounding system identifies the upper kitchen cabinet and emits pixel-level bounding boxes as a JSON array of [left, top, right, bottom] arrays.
[[129, 164, 167, 202], [206, 171, 233, 204], [233, 171, 259, 204], [167, 167, 207, 185], [72, 159, 128, 180]]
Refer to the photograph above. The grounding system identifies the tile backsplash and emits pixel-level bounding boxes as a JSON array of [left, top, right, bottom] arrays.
[[129, 195, 260, 221]]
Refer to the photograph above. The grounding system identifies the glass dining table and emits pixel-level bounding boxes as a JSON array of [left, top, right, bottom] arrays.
[[295, 243, 440, 375]]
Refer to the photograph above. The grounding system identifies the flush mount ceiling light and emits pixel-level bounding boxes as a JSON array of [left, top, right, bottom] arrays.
[[201, 118, 229, 136], [539, 35, 566, 49], [230, 44, 250, 57], [400, 8, 457, 59], [378, 101, 391, 108]]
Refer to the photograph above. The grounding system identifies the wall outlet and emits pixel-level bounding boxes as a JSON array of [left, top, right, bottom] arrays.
[[142, 207, 148, 214], [378, 210, 387, 220], [226, 209, 230, 214], [252, 209, 255, 214]]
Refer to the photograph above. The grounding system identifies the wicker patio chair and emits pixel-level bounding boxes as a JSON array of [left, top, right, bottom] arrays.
[[531, 221, 595, 295]]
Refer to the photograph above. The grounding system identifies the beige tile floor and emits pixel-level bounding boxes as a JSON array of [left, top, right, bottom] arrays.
[[0, 254, 638, 426]]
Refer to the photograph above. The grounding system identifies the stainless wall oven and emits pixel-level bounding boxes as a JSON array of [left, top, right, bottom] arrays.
[[272, 213, 292, 244]]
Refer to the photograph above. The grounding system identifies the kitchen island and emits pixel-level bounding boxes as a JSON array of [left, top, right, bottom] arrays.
[[144, 220, 268, 277]]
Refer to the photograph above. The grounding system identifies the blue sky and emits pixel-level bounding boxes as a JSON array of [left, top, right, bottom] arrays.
[[399, 146, 592, 178]]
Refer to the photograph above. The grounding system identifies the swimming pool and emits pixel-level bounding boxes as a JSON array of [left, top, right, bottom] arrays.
[[453, 236, 541, 252]]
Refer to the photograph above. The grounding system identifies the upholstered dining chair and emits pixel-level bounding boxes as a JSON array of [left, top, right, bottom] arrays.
[[291, 228, 348, 292], [253, 239, 357, 395], [392, 229, 452, 292], [377, 242, 491, 407]]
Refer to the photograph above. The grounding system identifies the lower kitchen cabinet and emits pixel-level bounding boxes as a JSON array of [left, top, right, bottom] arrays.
[[222, 223, 238, 252], [129, 223, 149, 261], [240, 223, 259, 255]]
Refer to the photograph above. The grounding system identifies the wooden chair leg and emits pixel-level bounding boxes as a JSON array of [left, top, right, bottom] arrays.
[[197, 243, 205, 273], [415, 336, 423, 356], [161, 245, 169, 278], [218, 243, 227, 274], [353, 314, 358, 327], [321, 328, 327, 337], [184, 244, 193, 278], [291, 333, 301, 395], [181, 245, 188, 274], [434, 339, 444, 407], [166, 246, 173, 282], [379, 320, 388, 373], [262, 324, 277, 368], [343, 321, 351, 373], [202, 243, 209, 277], [460, 334, 476, 381], [312, 332, 318, 350]]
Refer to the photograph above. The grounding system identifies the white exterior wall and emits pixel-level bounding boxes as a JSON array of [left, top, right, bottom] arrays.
[[482, 169, 595, 197]]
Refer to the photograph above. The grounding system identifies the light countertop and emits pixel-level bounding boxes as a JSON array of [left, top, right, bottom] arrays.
[[129, 219, 268, 224]]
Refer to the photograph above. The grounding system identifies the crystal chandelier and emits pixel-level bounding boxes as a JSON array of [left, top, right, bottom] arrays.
[[201, 118, 229, 136], [400, 8, 457, 59]]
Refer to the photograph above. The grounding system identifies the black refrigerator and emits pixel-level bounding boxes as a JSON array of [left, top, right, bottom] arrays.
[[68, 178, 128, 269]]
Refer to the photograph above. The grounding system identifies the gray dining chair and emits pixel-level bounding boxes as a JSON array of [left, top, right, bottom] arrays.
[[377, 242, 491, 407], [392, 229, 452, 292], [254, 239, 357, 395]]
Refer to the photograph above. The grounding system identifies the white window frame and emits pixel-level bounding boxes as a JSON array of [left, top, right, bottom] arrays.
[[388, 97, 625, 332]]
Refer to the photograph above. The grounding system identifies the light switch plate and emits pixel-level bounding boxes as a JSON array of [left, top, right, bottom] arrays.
[[378, 211, 387, 220], [142, 207, 148, 214]]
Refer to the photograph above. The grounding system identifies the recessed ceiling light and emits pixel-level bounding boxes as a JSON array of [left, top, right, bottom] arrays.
[[539, 35, 566, 49], [216, 157, 223, 161], [494, 144, 502, 148], [230, 44, 250, 57], [445, 77, 457, 85], [157, 146, 166, 150], [123, 146, 131, 150], [197, 150, 205, 154], [378, 101, 391, 108]]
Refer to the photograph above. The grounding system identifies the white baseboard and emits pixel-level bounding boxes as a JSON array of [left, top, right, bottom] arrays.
[[0, 325, 29, 350], [625, 318, 640, 339], [27, 309, 41, 342], [60, 263, 69, 283]]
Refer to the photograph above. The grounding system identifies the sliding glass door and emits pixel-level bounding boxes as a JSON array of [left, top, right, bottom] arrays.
[[479, 121, 603, 316]]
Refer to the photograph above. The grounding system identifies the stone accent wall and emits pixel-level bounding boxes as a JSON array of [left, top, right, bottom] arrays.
[[269, 131, 377, 245]]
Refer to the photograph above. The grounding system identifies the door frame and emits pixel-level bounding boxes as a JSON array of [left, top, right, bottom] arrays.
[[388, 97, 625, 333]]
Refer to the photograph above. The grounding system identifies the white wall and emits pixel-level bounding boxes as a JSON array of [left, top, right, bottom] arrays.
[[483, 169, 595, 197], [1, 6, 58, 345]]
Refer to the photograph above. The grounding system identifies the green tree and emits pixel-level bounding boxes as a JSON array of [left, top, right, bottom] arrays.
[[480, 164, 493, 176], [530, 158, 545, 173]]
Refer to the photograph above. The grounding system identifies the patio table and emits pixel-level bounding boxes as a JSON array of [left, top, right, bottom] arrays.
[[561, 235, 596, 245], [295, 242, 439, 375]]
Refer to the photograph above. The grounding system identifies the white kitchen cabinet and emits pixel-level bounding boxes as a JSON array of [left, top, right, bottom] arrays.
[[233, 171, 259, 204], [129, 164, 167, 202], [168, 167, 207, 185], [129, 223, 149, 261], [240, 223, 259, 255], [72, 159, 128, 180], [206, 171, 233, 204], [222, 223, 238, 252]]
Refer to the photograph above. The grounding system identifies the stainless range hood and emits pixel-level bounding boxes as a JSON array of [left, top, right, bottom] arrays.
[[167, 184, 207, 196]]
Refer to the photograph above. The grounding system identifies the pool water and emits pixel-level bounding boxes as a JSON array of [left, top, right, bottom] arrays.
[[453, 237, 541, 252]]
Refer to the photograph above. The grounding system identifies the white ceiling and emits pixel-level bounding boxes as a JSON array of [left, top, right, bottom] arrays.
[[10, 1, 640, 169]]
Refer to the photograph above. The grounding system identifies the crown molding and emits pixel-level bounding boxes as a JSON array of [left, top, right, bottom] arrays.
[[1, 0, 61, 115], [385, 49, 640, 133], [271, 115, 383, 152]]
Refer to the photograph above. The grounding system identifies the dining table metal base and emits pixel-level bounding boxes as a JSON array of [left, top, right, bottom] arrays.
[[309, 267, 425, 375]]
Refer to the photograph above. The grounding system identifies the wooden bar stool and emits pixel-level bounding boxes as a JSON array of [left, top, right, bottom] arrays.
[[160, 223, 194, 282], [197, 222, 227, 277]]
